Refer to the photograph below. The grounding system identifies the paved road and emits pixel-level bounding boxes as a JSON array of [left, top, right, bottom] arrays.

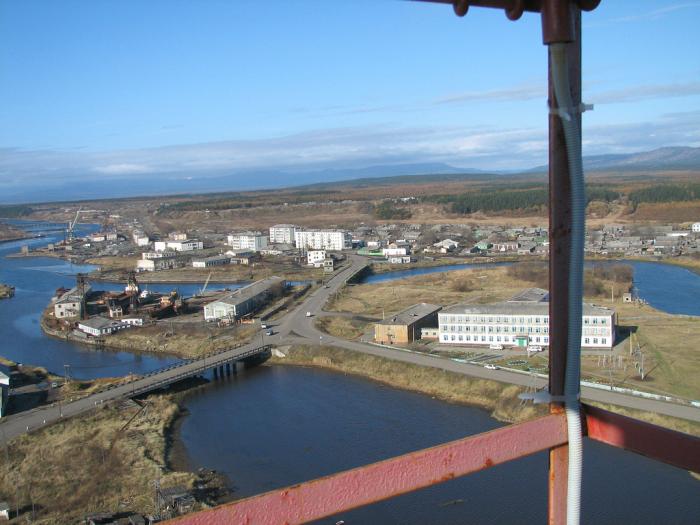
[[277, 255, 700, 423], [2, 253, 699, 444], [0, 343, 268, 443]]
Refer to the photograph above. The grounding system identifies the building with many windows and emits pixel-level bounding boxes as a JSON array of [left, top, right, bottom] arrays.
[[154, 239, 203, 252], [438, 288, 615, 349], [294, 230, 352, 251], [203, 277, 286, 322], [307, 250, 326, 267], [227, 232, 268, 251], [269, 224, 298, 244]]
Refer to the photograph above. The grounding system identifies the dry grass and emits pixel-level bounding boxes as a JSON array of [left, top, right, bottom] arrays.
[[315, 316, 367, 340], [329, 266, 539, 317], [0, 396, 197, 524], [87, 256, 140, 272], [631, 201, 700, 223], [585, 400, 700, 437], [98, 258, 322, 284], [107, 322, 257, 358], [589, 301, 700, 400], [273, 345, 547, 424], [330, 264, 699, 401]]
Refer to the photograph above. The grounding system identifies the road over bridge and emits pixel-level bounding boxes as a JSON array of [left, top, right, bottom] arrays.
[[2, 253, 699, 444], [0, 343, 271, 443]]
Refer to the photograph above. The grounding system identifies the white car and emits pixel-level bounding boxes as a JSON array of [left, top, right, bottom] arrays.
[[528, 345, 544, 353], [489, 344, 504, 351], [484, 364, 500, 370]]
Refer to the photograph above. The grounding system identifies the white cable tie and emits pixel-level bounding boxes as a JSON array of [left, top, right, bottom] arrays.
[[549, 102, 593, 121], [518, 390, 580, 405]]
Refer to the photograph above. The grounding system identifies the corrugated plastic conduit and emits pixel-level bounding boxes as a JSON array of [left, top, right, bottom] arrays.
[[550, 42, 586, 525]]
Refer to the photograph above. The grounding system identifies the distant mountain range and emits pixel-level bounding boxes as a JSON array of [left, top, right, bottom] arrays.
[[1, 147, 699, 205], [527, 146, 700, 173]]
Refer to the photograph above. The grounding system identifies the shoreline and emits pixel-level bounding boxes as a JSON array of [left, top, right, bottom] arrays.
[[270, 344, 546, 425], [268, 344, 700, 436]]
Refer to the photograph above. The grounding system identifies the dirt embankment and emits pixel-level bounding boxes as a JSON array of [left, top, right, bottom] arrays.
[[106, 322, 258, 357], [0, 395, 228, 524], [0, 222, 28, 242], [272, 345, 700, 436], [272, 345, 547, 424]]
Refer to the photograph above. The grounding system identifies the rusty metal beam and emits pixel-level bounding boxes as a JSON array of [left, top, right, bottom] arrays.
[[583, 404, 700, 474], [546, 6, 581, 525], [165, 414, 568, 525]]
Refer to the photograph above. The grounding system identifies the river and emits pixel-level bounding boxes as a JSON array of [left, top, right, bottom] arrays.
[[0, 221, 181, 379], [2, 221, 699, 523], [177, 365, 700, 524], [361, 259, 700, 317]]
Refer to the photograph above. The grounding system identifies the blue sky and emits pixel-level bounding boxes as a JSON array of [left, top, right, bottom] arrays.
[[1, 0, 699, 195]]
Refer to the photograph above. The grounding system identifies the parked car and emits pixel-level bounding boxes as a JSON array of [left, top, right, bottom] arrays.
[[484, 364, 500, 370], [528, 345, 544, 352], [489, 343, 504, 351], [260, 323, 268, 329], [306, 311, 312, 317], [266, 330, 274, 336]]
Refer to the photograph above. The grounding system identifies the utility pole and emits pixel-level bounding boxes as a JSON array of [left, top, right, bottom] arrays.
[[63, 364, 71, 385]]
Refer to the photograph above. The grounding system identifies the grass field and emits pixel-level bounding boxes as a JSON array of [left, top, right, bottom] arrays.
[[327, 265, 700, 402], [107, 321, 257, 358], [315, 315, 367, 340], [0, 396, 203, 524]]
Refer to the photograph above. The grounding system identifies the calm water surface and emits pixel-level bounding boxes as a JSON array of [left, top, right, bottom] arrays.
[[361, 259, 700, 316], [179, 365, 700, 525], [0, 221, 180, 379], [3, 221, 699, 523]]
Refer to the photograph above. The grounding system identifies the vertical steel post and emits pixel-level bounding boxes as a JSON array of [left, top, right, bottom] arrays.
[[546, 5, 581, 525]]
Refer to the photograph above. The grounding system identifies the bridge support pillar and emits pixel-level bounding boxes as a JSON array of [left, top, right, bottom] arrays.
[[219, 365, 225, 378], [213, 367, 219, 379], [226, 363, 231, 376]]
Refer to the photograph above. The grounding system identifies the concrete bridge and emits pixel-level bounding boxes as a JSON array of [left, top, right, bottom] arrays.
[[0, 343, 272, 443], [3, 253, 699, 444]]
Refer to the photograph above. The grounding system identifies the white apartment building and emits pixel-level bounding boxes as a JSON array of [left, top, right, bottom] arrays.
[[192, 255, 231, 268], [307, 250, 326, 267], [382, 247, 408, 257], [438, 288, 616, 349], [294, 230, 352, 251], [154, 239, 203, 252], [269, 224, 298, 244], [227, 232, 268, 251], [132, 231, 150, 246]]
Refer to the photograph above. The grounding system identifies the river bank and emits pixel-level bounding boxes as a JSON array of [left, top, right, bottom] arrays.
[[271, 344, 547, 424], [0, 392, 228, 524], [39, 306, 258, 360], [271, 344, 700, 436]]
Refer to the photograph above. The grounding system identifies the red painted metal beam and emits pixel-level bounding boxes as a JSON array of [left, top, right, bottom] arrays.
[[583, 404, 700, 474], [166, 413, 568, 525]]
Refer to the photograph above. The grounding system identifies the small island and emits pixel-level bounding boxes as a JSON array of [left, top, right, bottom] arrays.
[[0, 283, 15, 300]]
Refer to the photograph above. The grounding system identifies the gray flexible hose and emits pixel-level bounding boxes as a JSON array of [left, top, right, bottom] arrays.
[[550, 42, 585, 525]]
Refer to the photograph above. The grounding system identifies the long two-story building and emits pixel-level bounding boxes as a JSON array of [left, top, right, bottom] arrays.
[[203, 277, 286, 322], [438, 288, 616, 349], [294, 230, 352, 251]]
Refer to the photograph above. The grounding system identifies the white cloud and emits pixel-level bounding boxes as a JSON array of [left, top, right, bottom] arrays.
[[0, 110, 699, 187], [434, 83, 545, 105], [590, 81, 700, 104], [94, 163, 152, 175]]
